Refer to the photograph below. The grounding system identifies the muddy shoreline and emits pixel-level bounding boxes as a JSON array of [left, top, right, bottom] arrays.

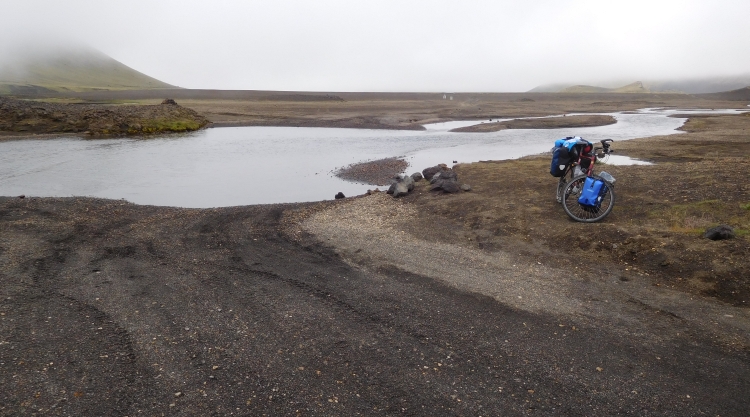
[[334, 157, 409, 186]]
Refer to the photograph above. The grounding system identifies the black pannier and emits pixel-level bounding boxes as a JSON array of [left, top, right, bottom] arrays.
[[550, 146, 572, 177]]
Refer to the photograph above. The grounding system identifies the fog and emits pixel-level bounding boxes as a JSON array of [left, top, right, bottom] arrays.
[[1, 0, 749, 92]]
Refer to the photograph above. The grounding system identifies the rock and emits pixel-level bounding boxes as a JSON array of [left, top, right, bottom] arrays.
[[400, 175, 415, 191], [704, 225, 734, 240], [430, 173, 442, 184], [334, 192, 345, 199], [410, 172, 423, 181], [392, 182, 410, 198], [461, 184, 472, 191], [429, 180, 444, 191], [161, 99, 178, 105], [441, 180, 461, 193], [18, 195, 25, 199], [422, 165, 443, 181], [387, 182, 397, 194], [438, 169, 458, 181]]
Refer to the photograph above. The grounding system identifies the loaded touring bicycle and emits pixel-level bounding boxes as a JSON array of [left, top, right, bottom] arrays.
[[550, 137, 616, 222]]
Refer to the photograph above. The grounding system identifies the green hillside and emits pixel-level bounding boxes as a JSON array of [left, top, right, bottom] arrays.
[[0, 47, 175, 94]]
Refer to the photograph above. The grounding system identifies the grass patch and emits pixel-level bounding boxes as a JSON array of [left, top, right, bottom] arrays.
[[646, 199, 749, 233]]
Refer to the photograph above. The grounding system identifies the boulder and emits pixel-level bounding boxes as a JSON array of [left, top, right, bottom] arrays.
[[704, 225, 734, 240], [429, 179, 460, 193], [392, 182, 410, 198], [334, 192, 345, 199], [461, 184, 472, 191], [441, 180, 461, 193], [438, 170, 458, 181], [161, 98, 178, 105], [410, 172, 423, 181], [422, 165, 443, 181], [387, 182, 397, 194]]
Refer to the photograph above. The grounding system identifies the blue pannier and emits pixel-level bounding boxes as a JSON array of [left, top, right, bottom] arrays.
[[578, 177, 605, 207]]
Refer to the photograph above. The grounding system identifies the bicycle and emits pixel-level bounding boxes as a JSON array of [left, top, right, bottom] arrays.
[[555, 139, 616, 222]]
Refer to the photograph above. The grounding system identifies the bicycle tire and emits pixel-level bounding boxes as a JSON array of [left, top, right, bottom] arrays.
[[561, 174, 615, 222], [556, 166, 574, 203]]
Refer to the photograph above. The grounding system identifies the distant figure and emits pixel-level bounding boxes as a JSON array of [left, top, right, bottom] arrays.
[[443, 94, 447, 99]]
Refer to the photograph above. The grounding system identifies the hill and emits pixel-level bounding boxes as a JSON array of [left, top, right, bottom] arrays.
[[531, 75, 750, 94], [560, 81, 649, 94], [697, 86, 750, 101], [0, 46, 175, 95]]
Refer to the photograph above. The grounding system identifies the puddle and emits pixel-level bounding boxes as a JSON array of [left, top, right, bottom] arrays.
[[599, 155, 653, 166]]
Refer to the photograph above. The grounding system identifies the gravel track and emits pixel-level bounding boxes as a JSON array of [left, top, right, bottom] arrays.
[[1, 195, 749, 416]]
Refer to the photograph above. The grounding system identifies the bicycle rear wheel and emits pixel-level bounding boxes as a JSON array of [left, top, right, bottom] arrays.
[[561, 174, 615, 222]]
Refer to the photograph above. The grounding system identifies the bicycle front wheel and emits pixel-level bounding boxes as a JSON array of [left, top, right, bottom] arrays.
[[561, 174, 615, 222]]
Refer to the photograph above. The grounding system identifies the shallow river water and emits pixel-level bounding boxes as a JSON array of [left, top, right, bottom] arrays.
[[0, 108, 745, 207]]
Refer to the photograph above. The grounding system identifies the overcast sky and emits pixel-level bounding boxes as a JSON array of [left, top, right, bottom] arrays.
[[2, 0, 750, 92]]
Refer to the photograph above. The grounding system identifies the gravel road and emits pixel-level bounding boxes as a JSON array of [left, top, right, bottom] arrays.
[[1, 195, 749, 416]]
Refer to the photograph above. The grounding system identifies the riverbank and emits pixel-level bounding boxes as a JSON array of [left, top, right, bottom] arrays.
[[450, 114, 617, 132], [0, 97, 209, 136]]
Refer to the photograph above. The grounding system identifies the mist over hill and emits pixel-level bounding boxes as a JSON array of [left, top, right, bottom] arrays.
[[0, 44, 175, 95]]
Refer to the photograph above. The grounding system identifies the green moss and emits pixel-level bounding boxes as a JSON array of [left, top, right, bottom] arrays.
[[139, 118, 205, 134]]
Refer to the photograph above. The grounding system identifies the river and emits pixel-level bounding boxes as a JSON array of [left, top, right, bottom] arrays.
[[0, 108, 745, 207]]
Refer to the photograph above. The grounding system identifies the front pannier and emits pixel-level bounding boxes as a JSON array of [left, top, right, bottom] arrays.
[[578, 177, 605, 207]]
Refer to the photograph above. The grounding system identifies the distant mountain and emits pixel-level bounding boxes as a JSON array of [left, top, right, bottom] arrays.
[[560, 81, 649, 94], [645, 76, 750, 94], [530, 75, 750, 94], [697, 86, 750, 101], [0, 45, 175, 95], [527, 83, 573, 93]]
